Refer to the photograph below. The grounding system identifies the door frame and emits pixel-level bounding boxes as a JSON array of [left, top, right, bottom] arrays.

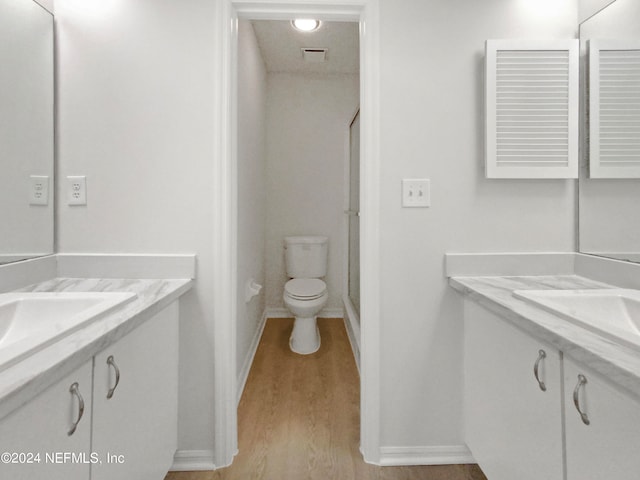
[[212, 0, 381, 467]]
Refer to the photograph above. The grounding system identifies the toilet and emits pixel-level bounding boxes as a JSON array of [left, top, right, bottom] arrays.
[[283, 236, 329, 354]]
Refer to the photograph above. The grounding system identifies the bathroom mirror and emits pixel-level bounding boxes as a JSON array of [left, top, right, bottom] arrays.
[[0, 0, 54, 265], [579, 0, 640, 263]]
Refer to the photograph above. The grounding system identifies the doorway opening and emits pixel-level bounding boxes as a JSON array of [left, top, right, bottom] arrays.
[[212, 0, 381, 468]]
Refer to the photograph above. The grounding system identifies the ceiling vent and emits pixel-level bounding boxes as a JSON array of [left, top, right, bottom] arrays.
[[302, 48, 328, 63]]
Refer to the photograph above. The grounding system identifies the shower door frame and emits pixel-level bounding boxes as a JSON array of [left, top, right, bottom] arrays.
[[343, 107, 361, 368], [212, 0, 382, 469]]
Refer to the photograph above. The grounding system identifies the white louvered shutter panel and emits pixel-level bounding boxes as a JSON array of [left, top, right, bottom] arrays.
[[589, 40, 640, 178], [485, 39, 579, 179]]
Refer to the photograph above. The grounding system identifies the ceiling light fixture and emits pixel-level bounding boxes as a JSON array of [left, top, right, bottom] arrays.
[[292, 19, 321, 32]]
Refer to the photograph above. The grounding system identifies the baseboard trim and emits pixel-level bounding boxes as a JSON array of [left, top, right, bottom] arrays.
[[264, 307, 344, 319], [170, 450, 216, 471], [237, 311, 268, 405], [378, 445, 475, 466], [319, 307, 344, 318], [342, 296, 360, 373]]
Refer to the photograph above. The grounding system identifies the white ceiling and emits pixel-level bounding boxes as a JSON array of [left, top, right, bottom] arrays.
[[251, 20, 359, 74]]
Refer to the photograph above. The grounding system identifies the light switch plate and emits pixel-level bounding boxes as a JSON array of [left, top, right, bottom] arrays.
[[402, 179, 430, 207], [29, 175, 49, 206], [67, 176, 87, 206]]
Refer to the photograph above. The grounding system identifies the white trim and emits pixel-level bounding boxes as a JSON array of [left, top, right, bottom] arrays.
[[378, 445, 475, 467], [321, 307, 344, 318], [0, 254, 52, 263], [445, 252, 577, 277], [343, 295, 361, 347], [0, 255, 57, 293], [264, 307, 344, 319], [234, 0, 363, 20], [264, 307, 291, 318], [575, 253, 640, 290], [357, 0, 381, 463], [170, 450, 216, 472], [237, 311, 268, 405], [213, 0, 238, 469], [56, 253, 196, 279], [220, 0, 381, 467], [342, 296, 360, 373]]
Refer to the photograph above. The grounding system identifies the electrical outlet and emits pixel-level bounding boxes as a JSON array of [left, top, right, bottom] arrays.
[[29, 175, 49, 206], [67, 176, 87, 206], [402, 179, 430, 208]]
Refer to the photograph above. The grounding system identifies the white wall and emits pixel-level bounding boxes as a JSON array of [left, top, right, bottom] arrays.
[[265, 73, 359, 311], [579, 0, 616, 22], [55, 0, 218, 456], [236, 20, 267, 379], [54, 0, 580, 464], [376, 0, 577, 449]]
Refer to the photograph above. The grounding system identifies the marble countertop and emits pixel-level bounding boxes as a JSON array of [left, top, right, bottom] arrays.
[[450, 275, 640, 401], [0, 277, 192, 422]]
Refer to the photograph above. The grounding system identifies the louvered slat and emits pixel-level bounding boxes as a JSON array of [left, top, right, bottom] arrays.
[[485, 40, 579, 178], [590, 40, 640, 177]]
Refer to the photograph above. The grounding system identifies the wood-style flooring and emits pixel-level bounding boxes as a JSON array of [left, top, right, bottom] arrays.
[[165, 318, 486, 480]]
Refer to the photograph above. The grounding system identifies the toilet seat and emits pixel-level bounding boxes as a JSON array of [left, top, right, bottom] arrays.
[[284, 279, 326, 301]]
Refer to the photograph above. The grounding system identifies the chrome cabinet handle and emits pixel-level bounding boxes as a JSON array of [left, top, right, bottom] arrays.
[[68, 382, 85, 436], [533, 349, 547, 391], [573, 374, 590, 426], [106, 355, 121, 399]]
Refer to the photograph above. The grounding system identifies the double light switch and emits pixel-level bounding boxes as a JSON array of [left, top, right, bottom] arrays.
[[402, 179, 430, 208]]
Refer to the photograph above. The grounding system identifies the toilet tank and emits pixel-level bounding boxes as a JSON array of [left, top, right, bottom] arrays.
[[284, 236, 328, 278]]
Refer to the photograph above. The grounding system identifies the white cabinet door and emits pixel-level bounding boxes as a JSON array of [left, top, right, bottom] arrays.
[[91, 302, 178, 480], [464, 300, 564, 480], [565, 357, 640, 480], [0, 361, 93, 480]]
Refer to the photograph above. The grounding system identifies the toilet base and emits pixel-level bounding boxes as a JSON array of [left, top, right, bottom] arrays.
[[289, 316, 321, 355]]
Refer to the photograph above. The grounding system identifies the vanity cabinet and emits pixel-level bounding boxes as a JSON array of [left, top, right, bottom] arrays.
[[564, 357, 640, 480], [0, 302, 178, 480], [465, 298, 640, 480], [464, 300, 564, 480], [91, 302, 178, 480], [0, 361, 93, 480]]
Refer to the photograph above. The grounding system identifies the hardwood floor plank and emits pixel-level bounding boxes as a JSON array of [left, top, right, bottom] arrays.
[[166, 318, 486, 480]]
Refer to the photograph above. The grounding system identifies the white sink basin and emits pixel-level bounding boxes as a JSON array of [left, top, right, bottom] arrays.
[[513, 289, 640, 352], [0, 292, 136, 372]]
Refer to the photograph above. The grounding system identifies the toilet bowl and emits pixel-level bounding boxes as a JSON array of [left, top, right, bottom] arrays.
[[283, 278, 328, 354]]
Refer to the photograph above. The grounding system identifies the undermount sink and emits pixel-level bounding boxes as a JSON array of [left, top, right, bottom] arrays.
[[513, 289, 640, 352], [0, 292, 136, 372]]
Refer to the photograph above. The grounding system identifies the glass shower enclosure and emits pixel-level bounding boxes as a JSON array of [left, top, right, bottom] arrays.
[[343, 109, 361, 361]]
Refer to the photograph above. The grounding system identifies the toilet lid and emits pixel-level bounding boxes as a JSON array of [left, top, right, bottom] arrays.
[[285, 279, 326, 300]]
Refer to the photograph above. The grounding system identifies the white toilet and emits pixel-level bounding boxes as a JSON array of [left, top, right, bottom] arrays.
[[283, 236, 329, 354]]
